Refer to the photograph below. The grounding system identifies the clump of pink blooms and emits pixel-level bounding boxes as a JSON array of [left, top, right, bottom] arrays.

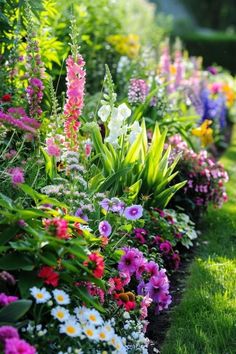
[[169, 134, 229, 209], [0, 326, 36, 354], [0, 107, 40, 134], [128, 78, 149, 104], [9, 167, 25, 186], [43, 218, 70, 239], [46, 137, 61, 157], [64, 54, 86, 150], [0, 293, 18, 307], [118, 247, 171, 312]]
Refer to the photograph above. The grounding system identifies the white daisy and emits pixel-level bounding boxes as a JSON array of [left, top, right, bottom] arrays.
[[52, 289, 70, 305], [103, 321, 115, 335], [74, 306, 86, 322], [60, 319, 82, 337], [97, 326, 113, 342], [51, 306, 70, 322], [30, 287, 51, 304], [81, 308, 104, 326], [110, 335, 127, 353], [83, 324, 98, 340]]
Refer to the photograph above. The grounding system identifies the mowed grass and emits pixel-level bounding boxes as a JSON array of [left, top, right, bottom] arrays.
[[161, 127, 236, 354]]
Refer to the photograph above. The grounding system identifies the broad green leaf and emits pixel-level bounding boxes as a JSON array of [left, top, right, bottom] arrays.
[[0, 300, 32, 323]]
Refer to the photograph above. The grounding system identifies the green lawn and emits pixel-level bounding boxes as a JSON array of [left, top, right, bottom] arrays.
[[161, 127, 236, 354]]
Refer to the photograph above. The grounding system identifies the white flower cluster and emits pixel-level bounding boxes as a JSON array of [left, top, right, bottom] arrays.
[[123, 318, 149, 354], [29, 287, 127, 353]]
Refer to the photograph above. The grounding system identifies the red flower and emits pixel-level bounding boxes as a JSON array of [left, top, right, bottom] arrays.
[[124, 300, 136, 311], [83, 252, 104, 279], [1, 94, 11, 102], [38, 266, 59, 287]]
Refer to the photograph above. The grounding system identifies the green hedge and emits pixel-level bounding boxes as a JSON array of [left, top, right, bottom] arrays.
[[179, 33, 236, 73]]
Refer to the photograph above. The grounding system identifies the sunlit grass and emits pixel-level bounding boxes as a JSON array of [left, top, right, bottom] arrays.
[[161, 127, 236, 354]]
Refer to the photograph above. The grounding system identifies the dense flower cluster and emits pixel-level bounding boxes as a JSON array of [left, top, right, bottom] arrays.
[[169, 135, 228, 211], [128, 79, 149, 104], [64, 55, 86, 149]]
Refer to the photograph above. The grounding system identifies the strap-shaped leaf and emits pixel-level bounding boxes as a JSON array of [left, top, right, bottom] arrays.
[[0, 300, 32, 323]]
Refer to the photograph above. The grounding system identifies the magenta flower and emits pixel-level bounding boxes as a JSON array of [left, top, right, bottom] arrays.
[[0, 293, 18, 307], [145, 261, 159, 277], [98, 220, 112, 237], [5, 337, 36, 354], [128, 78, 149, 104], [146, 274, 169, 303], [159, 241, 172, 254], [0, 326, 19, 344], [135, 257, 147, 280], [124, 205, 143, 220], [118, 249, 139, 275], [137, 279, 146, 296], [46, 138, 60, 157], [156, 292, 172, 312], [9, 168, 24, 185]]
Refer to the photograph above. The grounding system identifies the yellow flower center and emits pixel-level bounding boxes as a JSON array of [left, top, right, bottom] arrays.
[[85, 329, 94, 337], [57, 311, 64, 319], [66, 326, 76, 335], [99, 332, 106, 339], [89, 314, 96, 322], [57, 295, 64, 302], [36, 293, 44, 299]]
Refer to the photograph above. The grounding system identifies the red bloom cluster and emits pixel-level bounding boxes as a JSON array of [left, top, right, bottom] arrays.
[[38, 266, 59, 287], [43, 218, 70, 239], [1, 94, 12, 102], [83, 252, 104, 279]]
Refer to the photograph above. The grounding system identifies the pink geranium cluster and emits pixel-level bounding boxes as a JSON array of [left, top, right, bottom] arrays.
[[118, 247, 171, 312], [0, 326, 36, 354], [43, 217, 70, 239], [169, 135, 229, 209], [64, 55, 86, 149]]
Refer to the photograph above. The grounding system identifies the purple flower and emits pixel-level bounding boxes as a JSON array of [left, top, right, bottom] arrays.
[[118, 249, 139, 275], [99, 220, 112, 237], [146, 274, 169, 303], [137, 280, 146, 295], [0, 272, 16, 286], [75, 208, 88, 222], [145, 261, 159, 277], [135, 257, 147, 280], [159, 241, 172, 254], [0, 326, 19, 344], [155, 292, 172, 312], [124, 205, 143, 220], [5, 337, 36, 354], [110, 197, 125, 213], [9, 168, 24, 185], [128, 78, 149, 104], [99, 198, 111, 211], [0, 293, 18, 307]]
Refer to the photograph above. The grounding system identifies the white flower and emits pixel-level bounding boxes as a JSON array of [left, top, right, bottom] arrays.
[[103, 321, 115, 335], [30, 287, 51, 304], [51, 306, 70, 322], [97, 326, 113, 341], [129, 121, 142, 144], [52, 289, 70, 305], [110, 335, 127, 353], [60, 319, 82, 337], [74, 306, 86, 322], [123, 311, 130, 319], [118, 103, 131, 119], [98, 105, 111, 122], [83, 324, 98, 340], [81, 308, 103, 326]]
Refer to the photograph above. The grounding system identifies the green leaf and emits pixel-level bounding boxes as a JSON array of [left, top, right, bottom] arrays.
[[0, 300, 32, 323], [41, 147, 57, 180], [0, 254, 34, 270], [0, 193, 14, 210], [98, 167, 132, 193], [0, 225, 20, 246], [75, 287, 105, 313]]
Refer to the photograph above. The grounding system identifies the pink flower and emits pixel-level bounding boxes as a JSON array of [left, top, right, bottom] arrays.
[[159, 241, 172, 254], [140, 294, 153, 319], [64, 55, 86, 149], [9, 167, 24, 185], [0, 293, 18, 307], [0, 326, 19, 344], [5, 337, 36, 354], [46, 138, 60, 157], [43, 218, 70, 239]]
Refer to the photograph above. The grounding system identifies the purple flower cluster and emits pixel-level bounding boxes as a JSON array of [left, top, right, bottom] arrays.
[[128, 78, 149, 104], [200, 88, 227, 129], [0, 326, 36, 354], [0, 293, 18, 306], [100, 198, 143, 221], [0, 107, 41, 134], [118, 247, 171, 312], [26, 77, 44, 118], [9, 167, 25, 186]]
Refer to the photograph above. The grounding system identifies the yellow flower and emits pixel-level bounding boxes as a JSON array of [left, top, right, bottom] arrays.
[[192, 120, 214, 147], [222, 84, 235, 107], [107, 34, 140, 58]]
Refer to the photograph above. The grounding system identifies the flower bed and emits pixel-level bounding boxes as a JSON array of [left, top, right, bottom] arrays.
[[0, 1, 234, 353]]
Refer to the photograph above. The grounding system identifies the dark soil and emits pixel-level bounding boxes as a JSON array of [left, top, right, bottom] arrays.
[[147, 247, 196, 353]]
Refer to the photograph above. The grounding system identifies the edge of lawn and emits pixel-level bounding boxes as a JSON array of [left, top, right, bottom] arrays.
[[161, 126, 236, 354]]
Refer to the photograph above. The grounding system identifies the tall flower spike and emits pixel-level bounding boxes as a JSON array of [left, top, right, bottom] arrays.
[[64, 18, 86, 150]]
